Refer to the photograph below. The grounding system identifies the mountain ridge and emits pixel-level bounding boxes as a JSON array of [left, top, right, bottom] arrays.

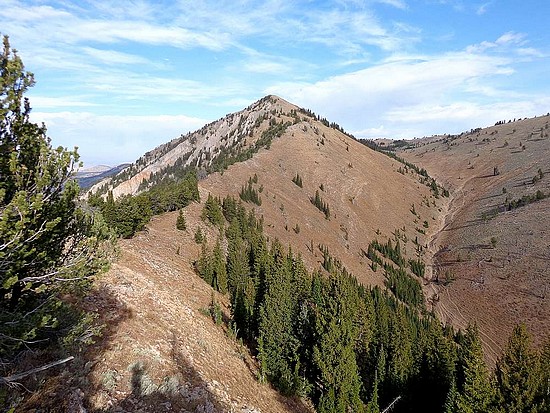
[[89, 95, 303, 198], [75, 96, 550, 412]]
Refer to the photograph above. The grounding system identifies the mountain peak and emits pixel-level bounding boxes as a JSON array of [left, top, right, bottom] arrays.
[[89, 96, 321, 198]]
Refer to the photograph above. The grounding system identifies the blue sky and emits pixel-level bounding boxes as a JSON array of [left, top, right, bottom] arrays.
[[1, 0, 549, 166]]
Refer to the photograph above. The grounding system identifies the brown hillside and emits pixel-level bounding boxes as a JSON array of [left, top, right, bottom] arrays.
[[68, 96, 451, 412], [201, 108, 444, 286], [73, 207, 315, 413], [399, 115, 550, 363]]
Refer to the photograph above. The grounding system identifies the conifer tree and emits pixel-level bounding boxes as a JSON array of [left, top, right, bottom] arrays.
[[313, 271, 365, 413], [258, 242, 300, 395], [176, 209, 186, 230], [292, 173, 303, 187], [387, 306, 413, 391], [196, 239, 213, 285], [0, 35, 114, 361], [538, 339, 550, 409], [365, 378, 380, 413], [212, 238, 227, 293], [452, 324, 495, 413], [201, 193, 224, 226], [495, 324, 540, 412]]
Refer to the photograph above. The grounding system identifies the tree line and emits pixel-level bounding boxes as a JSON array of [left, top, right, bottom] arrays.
[[87, 171, 199, 238], [194, 195, 550, 412]]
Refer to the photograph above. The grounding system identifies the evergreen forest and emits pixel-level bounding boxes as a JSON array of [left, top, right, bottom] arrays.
[[195, 195, 550, 413]]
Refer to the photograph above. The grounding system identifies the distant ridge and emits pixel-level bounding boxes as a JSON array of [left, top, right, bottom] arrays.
[[89, 95, 306, 198], [76, 163, 131, 189]]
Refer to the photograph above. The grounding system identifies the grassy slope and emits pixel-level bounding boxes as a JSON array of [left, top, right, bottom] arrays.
[[399, 115, 550, 363], [77, 111, 446, 411]]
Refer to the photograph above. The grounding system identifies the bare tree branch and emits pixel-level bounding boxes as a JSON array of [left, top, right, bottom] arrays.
[[382, 396, 401, 413], [0, 356, 74, 385]]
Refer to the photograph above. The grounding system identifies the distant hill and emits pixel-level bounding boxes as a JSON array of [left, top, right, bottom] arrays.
[[397, 114, 550, 361], [76, 163, 131, 189]]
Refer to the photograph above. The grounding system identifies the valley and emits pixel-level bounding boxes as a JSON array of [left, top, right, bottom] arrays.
[[398, 115, 550, 363]]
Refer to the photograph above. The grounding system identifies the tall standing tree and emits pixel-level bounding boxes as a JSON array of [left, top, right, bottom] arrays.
[[495, 324, 541, 412], [450, 324, 495, 413], [0, 35, 113, 363], [313, 270, 365, 413]]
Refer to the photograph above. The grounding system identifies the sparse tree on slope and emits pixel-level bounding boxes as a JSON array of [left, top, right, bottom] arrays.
[[176, 208, 186, 230]]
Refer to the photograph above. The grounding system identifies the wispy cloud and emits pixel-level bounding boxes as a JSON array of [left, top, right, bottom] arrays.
[[28, 96, 99, 109], [267, 33, 546, 139], [476, 1, 494, 15], [376, 0, 408, 10], [81, 47, 154, 66], [466, 31, 531, 54], [30, 111, 209, 166]]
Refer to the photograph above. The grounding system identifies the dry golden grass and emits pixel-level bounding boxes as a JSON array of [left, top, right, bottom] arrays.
[[400, 115, 550, 363]]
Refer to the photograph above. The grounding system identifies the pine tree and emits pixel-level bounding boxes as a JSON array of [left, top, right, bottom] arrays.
[[313, 271, 365, 413], [196, 239, 213, 285], [413, 320, 457, 411], [387, 306, 413, 391], [538, 339, 550, 410], [194, 226, 204, 243], [212, 238, 227, 293], [257, 242, 300, 395], [292, 173, 303, 188], [176, 209, 186, 230], [201, 193, 224, 226], [495, 324, 540, 412], [452, 324, 495, 413], [365, 379, 380, 413], [0, 35, 114, 361]]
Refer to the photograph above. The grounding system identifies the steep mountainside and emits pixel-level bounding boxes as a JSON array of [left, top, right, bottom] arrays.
[[90, 96, 302, 198], [91, 95, 448, 285], [398, 115, 550, 362], [76, 96, 455, 411]]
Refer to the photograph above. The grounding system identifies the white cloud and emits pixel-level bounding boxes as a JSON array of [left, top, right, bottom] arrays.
[[376, 0, 408, 9], [0, 2, 233, 53], [81, 47, 154, 66], [30, 111, 209, 166], [496, 32, 526, 46], [266, 35, 546, 140], [28, 96, 99, 108], [516, 48, 545, 58], [270, 50, 513, 115], [476, 1, 493, 15]]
